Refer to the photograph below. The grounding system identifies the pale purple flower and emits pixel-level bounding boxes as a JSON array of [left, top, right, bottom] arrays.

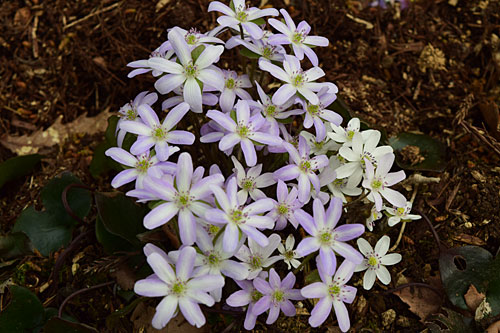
[[120, 102, 194, 161], [235, 233, 281, 279], [134, 246, 225, 329], [226, 35, 285, 62], [355, 236, 402, 290], [148, 28, 224, 112], [300, 131, 341, 156], [301, 258, 357, 331], [252, 268, 304, 324], [335, 131, 394, 186], [127, 41, 175, 78], [142, 152, 224, 245], [295, 197, 364, 276], [297, 86, 342, 142], [278, 234, 302, 269], [371, 0, 409, 10], [273, 135, 329, 203], [219, 70, 252, 112], [204, 99, 282, 166], [259, 55, 325, 105], [208, 0, 278, 39], [116, 91, 158, 147], [205, 178, 275, 253], [105, 148, 169, 189], [162, 85, 218, 111], [362, 153, 406, 211], [173, 27, 225, 50], [385, 201, 421, 226], [329, 117, 363, 147], [231, 156, 275, 203], [226, 272, 268, 330], [323, 157, 362, 203], [250, 81, 302, 135], [268, 9, 329, 66], [266, 180, 302, 230]]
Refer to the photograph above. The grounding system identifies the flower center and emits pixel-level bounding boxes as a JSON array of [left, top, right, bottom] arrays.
[[171, 281, 186, 296], [242, 178, 255, 191], [265, 104, 277, 116], [262, 46, 273, 59], [135, 157, 152, 173], [251, 290, 263, 302], [292, 73, 305, 87], [292, 31, 305, 44], [236, 10, 248, 22], [328, 284, 340, 296], [347, 130, 355, 140], [277, 204, 289, 215], [272, 290, 285, 302], [185, 29, 199, 45], [371, 179, 383, 190], [176, 192, 192, 209], [360, 151, 376, 169], [207, 252, 220, 266], [236, 124, 250, 138], [333, 178, 346, 187], [184, 62, 198, 77], [284, 250, 295, 260], [225, 78, 235, 89], [250, 256, 262, 269], [230, 209, 246, 224], [307, 104, 320, 116], [299, 159, 312, 172], [368, 256, 378, 266], [396, 207, 406, 215], [208, 224, 220, 236], [153, 126, 167, 140], [319, 231, 332, 245]]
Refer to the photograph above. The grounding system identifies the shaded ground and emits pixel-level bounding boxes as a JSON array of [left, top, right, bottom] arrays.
[[1, 0, 499, 331]]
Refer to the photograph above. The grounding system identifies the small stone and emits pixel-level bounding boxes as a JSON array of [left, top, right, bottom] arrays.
[[382, 309, 396, 327]]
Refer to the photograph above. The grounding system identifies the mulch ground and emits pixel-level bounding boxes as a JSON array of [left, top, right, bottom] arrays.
[[1, 0, 499, 331]]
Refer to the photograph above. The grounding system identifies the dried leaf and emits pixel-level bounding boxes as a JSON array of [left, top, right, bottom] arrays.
[[451, 234, 486, 246], [487, 320, 500, 333], [110, 262, 136, 291], [465, 284, 486, 312], [1, 109, 111, 155], [394, 277, 442, 321]]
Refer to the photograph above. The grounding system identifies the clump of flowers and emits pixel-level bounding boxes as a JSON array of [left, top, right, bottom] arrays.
[[106, 1, 421, 331]]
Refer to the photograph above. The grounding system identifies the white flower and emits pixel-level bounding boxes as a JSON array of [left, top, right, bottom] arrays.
[[385, 201, 421, 227], [329, 118, 374, 147], [354, 236, 402, 290], [300, 130, 341, 156], [362, 153, 407, 211], [366, 204, 382, 231], [335, 131, 393, 186], [235, 233, 282, 279], [231, 156, 276, 203], [278, 235, 301, 270]]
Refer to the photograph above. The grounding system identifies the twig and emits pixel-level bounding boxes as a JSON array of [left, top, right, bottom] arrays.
[[62, 183, 93, 225], [415, 208, 445, 253], [58, 281, 114, 317], [344, 191, 369, 208], [293, 252, 315, 275], [63, 2, 122, 30]]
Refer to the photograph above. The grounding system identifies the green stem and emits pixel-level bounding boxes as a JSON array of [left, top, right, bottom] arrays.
[[293, 252, 315, 275]]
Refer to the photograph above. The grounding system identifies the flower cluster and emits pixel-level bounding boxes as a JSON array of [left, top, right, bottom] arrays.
[[105, 1, 419, 331]]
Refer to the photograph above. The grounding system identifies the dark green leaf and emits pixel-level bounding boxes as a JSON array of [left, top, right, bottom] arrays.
[[0, 232, 33, 259], [251, 18, 265, 25], [43, 317, 97, 332], [90, 116, 120, 178], [0, 285, 44, 331], [13, 172, 91, 256], [439, 246, 492, 310], [239, 47, 261, 59], [305, 269, 321, 284], [191, 45, 206, 62], [95, 192, 148, 248], [0, 154, 42, 189], [388, 132, 447, 172], [95, 216, 134, 254]]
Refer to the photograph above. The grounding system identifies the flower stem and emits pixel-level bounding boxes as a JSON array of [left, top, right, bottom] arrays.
[[293, 252, 315, 275]]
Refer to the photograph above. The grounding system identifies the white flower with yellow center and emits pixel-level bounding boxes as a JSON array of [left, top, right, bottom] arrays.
[[384, 201, 421, 227], [354, 236, 402, 290]]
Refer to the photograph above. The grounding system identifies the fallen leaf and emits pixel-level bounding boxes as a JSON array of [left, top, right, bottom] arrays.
[[487, 320, 500, 333], [156, 0, 171, 12], [110, 262, 136, 291], [1, 109, 112, 155], [465, 284, 486, 312], [394, 277, 442, 321], [451, 233, 486, 246]]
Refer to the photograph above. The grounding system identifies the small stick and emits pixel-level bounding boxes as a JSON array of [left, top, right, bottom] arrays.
[[58, 281, 114, 317], [63, 2, 122, 30]]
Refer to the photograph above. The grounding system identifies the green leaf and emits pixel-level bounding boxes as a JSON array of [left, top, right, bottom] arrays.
[[0, 285, 44, 331], [239, 47, 261, 59], [0, 154, 42, 189], [251, 18, 265, 25], [388, 132, 447, 172], [191, 45, 205, 62], [305, 269, 321, 284], [12, 172, 91, 256], [0, 232, 33, 259], [95, 216, 134, 254], [95, 192, 148, 248], [439, 246, 493, 310], [43, 317, 97, 332]]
